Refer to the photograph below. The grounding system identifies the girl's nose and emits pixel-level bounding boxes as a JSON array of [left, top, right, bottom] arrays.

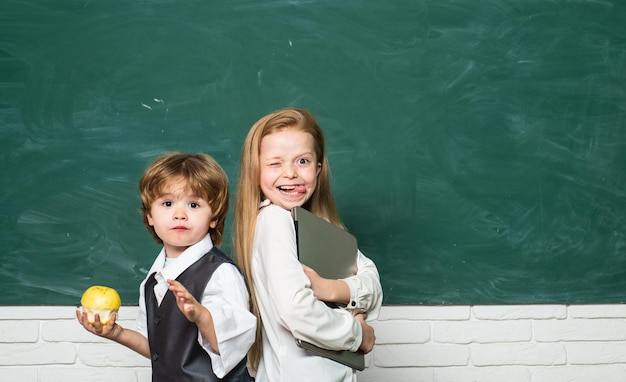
[[283, 163, 298, 178]]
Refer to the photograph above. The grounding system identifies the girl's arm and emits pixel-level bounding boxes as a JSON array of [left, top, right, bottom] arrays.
[[302, 265, 351, 304], [304, 250, 383, 319], [303, 260, 381, 354]]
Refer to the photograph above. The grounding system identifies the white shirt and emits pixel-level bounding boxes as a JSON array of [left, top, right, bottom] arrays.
[[252, 204, 383, 382], [135, 234, 256, 378]]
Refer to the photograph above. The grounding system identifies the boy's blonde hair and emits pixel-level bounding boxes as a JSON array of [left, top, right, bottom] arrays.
[[233, 108, 342, 370], [139, 152, 229, 246]]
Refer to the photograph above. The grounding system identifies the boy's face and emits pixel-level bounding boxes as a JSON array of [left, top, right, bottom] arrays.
[[259, 128, 321, 211], [147, 177, 216, 258]]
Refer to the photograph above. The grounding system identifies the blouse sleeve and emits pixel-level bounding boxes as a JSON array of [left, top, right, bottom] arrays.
[[341, 250, 383, 320], [254, 205, 362, 352]]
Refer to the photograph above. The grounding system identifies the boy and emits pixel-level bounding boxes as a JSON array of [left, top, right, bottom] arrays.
[[77, 152, 255, 381]]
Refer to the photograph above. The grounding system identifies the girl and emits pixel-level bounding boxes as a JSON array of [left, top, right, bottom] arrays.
[[233, 108, 383, 382]]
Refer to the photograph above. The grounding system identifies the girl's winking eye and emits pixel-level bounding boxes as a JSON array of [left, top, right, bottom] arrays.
[[266, 160, 281, 167]]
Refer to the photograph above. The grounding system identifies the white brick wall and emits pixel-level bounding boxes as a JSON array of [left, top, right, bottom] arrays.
[[2, 305, 626, 381]]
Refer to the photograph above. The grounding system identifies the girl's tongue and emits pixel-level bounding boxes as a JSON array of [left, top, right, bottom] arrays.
[[281, 185, 306, 194]]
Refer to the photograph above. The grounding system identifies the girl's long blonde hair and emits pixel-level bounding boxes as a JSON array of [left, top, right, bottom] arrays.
[[233, 108, 343, 371]]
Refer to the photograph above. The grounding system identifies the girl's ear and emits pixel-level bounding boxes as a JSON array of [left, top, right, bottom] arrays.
[[317, 162, 322, 176]]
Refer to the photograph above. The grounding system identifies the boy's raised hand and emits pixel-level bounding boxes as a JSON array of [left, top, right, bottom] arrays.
[[167, 279, 203, 323], [167, 278, 219, 353]]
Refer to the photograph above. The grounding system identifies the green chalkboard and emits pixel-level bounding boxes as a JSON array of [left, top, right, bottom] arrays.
[[1, 0, 625, 305]]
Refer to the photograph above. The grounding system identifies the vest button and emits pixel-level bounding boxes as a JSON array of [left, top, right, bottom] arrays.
[[154, 316, 161, 324], [152, 352, 159, 361]]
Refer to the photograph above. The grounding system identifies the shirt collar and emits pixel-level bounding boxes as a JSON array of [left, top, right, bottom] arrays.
[[147, 233, 214, 281]]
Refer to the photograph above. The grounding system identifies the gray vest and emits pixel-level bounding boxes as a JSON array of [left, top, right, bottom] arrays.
[[145, 247, 252, 382]]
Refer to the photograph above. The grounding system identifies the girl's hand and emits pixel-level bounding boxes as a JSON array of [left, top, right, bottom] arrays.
[[355, 313, 375, 354], [303, 265, 334, 302], [167, 279, 204, 323], [303, 265, 351, 304], [303, 265, 326, 299], [75, 310, 123, 341]]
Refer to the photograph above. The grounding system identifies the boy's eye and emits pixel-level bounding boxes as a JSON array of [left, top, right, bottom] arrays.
[[189, 202, 199, 208], [163, 201, 173, 207]]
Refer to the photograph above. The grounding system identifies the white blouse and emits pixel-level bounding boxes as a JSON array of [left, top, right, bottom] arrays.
[[252, 204, 383, 382], [135, 234, 256, 378]]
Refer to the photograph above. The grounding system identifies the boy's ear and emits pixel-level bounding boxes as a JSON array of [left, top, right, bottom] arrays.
[[209, 219, 217, 229], [147, 213, 154, 227]]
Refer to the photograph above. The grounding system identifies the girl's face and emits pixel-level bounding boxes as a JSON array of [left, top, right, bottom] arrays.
[[259, 128, 321, 211], [147, 177, 216, 258]]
